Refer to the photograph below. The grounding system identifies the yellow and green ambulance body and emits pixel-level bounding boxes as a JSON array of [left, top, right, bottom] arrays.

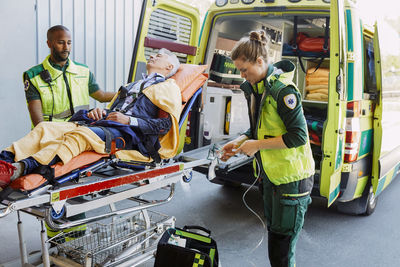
[[129, 0, 400, 215]]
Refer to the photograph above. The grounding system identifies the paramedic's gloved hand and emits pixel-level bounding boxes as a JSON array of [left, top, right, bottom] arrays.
[[106, 112, 130, 125], [220, 141, 240, 162], [237, 140, 259, 157], [88, 108, 107, 121], [220, 135, 250, 161]]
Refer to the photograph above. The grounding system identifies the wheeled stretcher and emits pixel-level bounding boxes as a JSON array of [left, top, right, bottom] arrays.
[[0, 63, 216, 267]]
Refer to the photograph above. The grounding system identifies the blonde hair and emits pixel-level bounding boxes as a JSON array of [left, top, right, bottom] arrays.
[[231, 30, 269, 63]]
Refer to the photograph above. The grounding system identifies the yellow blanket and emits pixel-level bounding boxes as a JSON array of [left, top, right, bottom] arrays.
[[6, 79, 182, 164], [116, 79, 182, 162], [6, 122, 106, 165]]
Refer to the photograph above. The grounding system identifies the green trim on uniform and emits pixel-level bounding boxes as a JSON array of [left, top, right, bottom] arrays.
[[25, 64, 45, 79], [73, 60, 89, 68], [263, 176, 313, 267]]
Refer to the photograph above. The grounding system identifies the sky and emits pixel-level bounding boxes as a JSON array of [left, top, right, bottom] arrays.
[[356, 0, 400, 21], [357, 0, 400, 55]]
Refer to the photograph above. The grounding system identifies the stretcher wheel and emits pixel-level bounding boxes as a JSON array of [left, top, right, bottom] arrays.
[[50, 206, 65, 220], [183, 171, 192, 183]]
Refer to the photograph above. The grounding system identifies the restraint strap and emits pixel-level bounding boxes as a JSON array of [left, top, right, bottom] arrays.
[[97, 126, 114, 154], [109, 86, 129, 111], [143, 136, 161, 163], [32, 165, 55, 185], [119, 82, 146, 114]]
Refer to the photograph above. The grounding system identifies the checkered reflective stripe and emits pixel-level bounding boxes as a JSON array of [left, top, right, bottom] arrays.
[[192, 253, 205, 267]]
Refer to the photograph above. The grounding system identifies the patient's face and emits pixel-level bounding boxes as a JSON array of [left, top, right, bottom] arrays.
[[146, 52, 173, 76]]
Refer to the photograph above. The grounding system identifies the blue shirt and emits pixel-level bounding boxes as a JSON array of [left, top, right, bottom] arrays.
[[70, 73, 172, 157]]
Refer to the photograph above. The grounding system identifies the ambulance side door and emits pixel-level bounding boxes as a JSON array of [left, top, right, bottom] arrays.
[[319, 0, 347, 206], [128, 0, 200, 82], [370, 23, 385, 196]]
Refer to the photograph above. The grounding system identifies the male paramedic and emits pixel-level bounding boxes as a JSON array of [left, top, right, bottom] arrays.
[[0, 48, 180, 193], [23, 24, 116, 240], [24, 25, 115, 127]]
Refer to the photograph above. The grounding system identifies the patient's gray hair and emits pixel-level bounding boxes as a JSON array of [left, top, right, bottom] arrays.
[[159, 48, 180, 78]]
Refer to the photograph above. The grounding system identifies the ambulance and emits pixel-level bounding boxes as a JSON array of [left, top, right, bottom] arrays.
[[129, 0, 400, 215]]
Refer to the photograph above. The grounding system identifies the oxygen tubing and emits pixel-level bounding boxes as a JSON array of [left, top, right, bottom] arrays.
[[241, 156, 266, 254]]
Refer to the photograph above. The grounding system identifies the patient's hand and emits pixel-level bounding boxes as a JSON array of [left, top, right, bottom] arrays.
[[106, 112, 130, 125], [88, 108, 106, 121]]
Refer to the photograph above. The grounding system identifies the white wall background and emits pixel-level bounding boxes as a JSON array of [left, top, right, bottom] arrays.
[[0, 0, 142, 148]]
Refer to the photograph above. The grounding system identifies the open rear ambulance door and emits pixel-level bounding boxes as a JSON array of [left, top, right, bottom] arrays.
[[128, 0, 200, 83], [370, 23, 387, 197], [319, 0, 347, 206]]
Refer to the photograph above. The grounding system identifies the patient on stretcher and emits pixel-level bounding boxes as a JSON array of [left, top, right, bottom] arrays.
[[0, 48, 191, 189]]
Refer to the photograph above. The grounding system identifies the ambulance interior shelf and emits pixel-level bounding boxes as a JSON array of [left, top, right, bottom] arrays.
[[280, 16, 330, 104], [282, 55, 330, 105], [209, 50, 244, 85]]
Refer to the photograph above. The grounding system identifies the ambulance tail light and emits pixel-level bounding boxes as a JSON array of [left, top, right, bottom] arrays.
[[344, 117, 361, 163], [346, 101, 361, 117]]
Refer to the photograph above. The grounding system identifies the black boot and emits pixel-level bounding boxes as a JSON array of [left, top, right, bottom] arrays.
[[268, 231, 291, 267]]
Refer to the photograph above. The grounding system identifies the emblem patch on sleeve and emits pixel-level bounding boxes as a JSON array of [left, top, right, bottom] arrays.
[[24, 80, 30, 91], [283, 94, 297, 109]]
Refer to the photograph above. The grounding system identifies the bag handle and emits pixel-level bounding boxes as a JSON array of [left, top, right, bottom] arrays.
[[183, 225, 211, 237]]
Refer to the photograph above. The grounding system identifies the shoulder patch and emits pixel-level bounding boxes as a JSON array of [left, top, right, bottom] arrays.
[[283, 94, 297, 109], [24, 80, 30, 91]]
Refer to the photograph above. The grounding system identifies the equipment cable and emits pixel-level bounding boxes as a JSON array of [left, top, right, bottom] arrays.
[[239, 156, 266, 267], [241, 156, 266, 253]]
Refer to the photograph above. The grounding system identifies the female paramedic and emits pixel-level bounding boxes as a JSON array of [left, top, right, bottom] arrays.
[[220, 30, 315, 267]]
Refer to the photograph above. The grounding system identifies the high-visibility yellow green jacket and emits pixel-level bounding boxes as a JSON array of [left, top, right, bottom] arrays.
[[23, 55, 92, 123], [241, 60, 315, 185]]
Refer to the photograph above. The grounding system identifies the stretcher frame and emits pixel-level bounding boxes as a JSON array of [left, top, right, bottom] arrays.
[[0, 83, 214, 267], [0, 155, 210, 267], [0, 34, 214, 266]]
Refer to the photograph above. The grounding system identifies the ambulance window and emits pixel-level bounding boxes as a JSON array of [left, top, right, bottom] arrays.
[[363, 35, 377, 94], [145, 8, 192, 63]]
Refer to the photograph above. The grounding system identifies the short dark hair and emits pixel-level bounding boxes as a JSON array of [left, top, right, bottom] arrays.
[[47, 25, 70, 41]]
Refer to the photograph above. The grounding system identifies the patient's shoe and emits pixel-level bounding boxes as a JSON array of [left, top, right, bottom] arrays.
[[0, 161, 24, 188], [0, 160, 16, 188]]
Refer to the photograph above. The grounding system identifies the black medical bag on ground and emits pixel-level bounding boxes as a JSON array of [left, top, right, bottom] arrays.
[[154, 225, 219, 267]]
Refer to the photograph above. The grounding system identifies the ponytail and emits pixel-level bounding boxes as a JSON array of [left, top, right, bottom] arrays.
[[231, 30, 269, 63]]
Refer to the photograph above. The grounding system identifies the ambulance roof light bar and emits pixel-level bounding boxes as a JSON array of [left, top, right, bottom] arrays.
[[215, 0, 227, 7], [215, 0, 331, 7]]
